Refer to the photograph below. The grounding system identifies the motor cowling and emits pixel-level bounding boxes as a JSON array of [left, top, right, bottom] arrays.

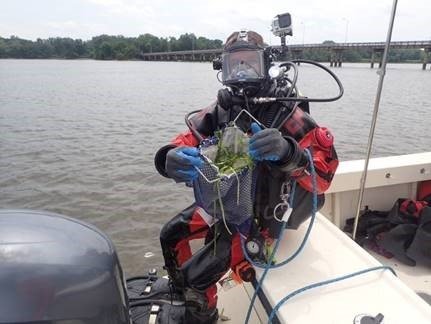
[[0, 209, 130, 324]]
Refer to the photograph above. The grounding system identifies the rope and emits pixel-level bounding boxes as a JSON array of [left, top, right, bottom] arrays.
[[241, 148, 396, 324], [268, 266, 396, 323], [243, 148, 314, 324]]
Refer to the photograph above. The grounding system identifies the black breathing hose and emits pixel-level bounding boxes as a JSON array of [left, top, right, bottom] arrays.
[[282, 61, 298, 98], [254, 59, 344, 103], [185, 59, 344, 136], [280, 59, 344, 102], [285, 77, 298, 98], [267, 61, 298, 128], [184, 109, 204, 142]]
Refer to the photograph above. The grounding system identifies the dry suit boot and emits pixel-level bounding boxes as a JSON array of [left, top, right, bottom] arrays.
[[127, 271, 186, 324], [184, 288, 219, 324], [185, 306, 218, 324]]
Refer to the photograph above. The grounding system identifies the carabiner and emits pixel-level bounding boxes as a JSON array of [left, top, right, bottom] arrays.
[[279, 181, 291, 205], [273, 202, 293, 223], [273, 202, 289, 222]]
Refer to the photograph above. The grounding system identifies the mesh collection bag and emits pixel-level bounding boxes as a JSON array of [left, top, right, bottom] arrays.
[[193, 125, 255, 226]]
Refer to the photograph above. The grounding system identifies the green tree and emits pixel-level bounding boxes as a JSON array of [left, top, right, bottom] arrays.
[[97, 41, 114, 60], [0, 34, 422, 62]]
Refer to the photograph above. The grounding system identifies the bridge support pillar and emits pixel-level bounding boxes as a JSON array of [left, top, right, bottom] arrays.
[[422, 48, 430, 70], [292, 50, 303, 64], [331, 50, 343, 67], [337, 50, 344, 67], [371, 49, 383, 69]]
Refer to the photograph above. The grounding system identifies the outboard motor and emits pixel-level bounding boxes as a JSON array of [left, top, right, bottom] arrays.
[[0, 210, 130, 324]]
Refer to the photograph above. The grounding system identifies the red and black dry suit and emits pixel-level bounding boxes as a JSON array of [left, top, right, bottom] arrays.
[[154, 93, 338, 312]]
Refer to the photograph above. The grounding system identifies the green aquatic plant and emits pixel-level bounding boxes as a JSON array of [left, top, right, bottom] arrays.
[[204, 126, 254, 237], [213, 127, 253, 176]]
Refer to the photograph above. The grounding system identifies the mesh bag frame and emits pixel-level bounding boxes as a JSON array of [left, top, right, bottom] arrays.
[[193, 132, 255, 226]]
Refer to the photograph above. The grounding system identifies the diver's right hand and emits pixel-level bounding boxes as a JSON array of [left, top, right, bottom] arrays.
[[165, 147, 203, 183]]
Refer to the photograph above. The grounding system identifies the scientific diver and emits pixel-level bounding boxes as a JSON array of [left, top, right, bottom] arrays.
[[151, 30, 339, 323]]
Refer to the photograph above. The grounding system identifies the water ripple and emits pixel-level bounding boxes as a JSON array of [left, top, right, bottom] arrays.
[[1, 60, 430, 275]]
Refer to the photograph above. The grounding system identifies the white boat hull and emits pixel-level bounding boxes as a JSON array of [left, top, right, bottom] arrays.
[[218, 152, 431, 323]]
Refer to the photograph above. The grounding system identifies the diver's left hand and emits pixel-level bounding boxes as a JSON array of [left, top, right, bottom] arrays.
[[249, 122, 290, 161]]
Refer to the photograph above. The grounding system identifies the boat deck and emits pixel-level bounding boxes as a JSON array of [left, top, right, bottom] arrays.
[[217, 213, 431, 323], [217, 154, 431, 323], [369, 250, 431, 305]]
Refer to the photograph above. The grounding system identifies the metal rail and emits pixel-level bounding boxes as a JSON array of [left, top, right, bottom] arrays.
[[352, 0, 399, 240]]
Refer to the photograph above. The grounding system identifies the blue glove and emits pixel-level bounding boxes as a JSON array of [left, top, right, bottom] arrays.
[[166, 147, 203, 183], [249, 122, 290, 161]]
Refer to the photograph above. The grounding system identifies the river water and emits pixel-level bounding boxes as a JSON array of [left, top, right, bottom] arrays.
[[1, 59, 430, 275]]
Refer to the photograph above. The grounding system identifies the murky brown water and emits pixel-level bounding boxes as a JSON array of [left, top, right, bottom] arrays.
[[1, 59, 430, 275]]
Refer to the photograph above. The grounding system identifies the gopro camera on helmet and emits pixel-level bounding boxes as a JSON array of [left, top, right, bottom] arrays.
[[271, 12, 293, 58], [215, 14, 295, 87], [212, 12, 343, 107], [271, 13, 293, 37]]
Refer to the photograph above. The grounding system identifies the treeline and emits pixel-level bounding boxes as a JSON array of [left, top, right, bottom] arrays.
[[0, 33, 223, 60], [0, 35, 424, 62]]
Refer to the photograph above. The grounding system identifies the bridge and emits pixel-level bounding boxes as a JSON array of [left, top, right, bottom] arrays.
[[141, 40, 431, 70]]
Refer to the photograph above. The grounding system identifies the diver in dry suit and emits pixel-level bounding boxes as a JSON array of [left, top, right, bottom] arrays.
[[152, 30, 339, 323]]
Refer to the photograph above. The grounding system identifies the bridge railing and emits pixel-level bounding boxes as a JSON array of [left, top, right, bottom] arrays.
[[140, 40, 431, 70], [287, 40, 431, 50], [141, 40, 431, 57]]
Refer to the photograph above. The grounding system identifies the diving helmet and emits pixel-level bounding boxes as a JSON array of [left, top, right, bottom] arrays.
[[221, 30, 269, 94]]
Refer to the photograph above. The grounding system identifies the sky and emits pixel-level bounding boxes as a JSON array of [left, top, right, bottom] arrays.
[[0, 0, 430, 44]]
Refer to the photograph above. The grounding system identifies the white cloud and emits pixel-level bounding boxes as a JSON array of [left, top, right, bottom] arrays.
[[43, 21, 108, 39], [1, 0, 430, 42], [86, 0, 155, 17]]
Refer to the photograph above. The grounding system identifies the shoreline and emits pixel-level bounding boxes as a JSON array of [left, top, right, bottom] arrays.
[[0, 58, 424, 64]]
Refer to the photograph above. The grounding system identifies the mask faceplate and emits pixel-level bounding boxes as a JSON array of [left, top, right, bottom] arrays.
[[222, 48, 265, 85]]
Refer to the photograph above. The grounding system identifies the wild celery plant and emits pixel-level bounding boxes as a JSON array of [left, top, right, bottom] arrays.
[[213, 127, 253, 176], [210, 127, 254, 236]]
